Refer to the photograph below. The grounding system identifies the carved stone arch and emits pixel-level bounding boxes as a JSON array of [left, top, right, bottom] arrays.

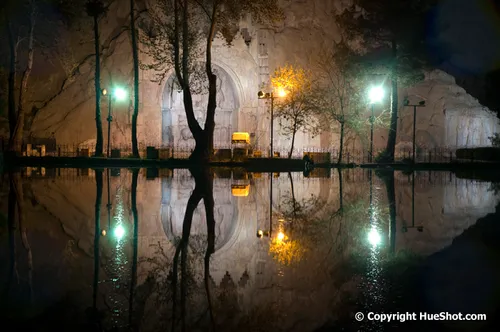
[[160, 62, 242, 147]]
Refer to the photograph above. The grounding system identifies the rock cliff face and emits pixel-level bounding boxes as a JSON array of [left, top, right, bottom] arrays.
[[8, 0, 498, 153], [395, 70, 500, 151]]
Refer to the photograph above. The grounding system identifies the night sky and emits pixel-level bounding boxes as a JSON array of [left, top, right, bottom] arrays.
[[436, 0, 500, 75]]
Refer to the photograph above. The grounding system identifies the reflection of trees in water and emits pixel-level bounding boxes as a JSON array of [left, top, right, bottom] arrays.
[[272, 170, 382, 267], [4, 173, 34, 302], [139, 241, 204, 331], [140, 169, 396, 331]]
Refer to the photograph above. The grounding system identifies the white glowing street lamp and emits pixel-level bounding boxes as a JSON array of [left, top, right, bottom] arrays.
[[368, 86, 384, 162], [102, 87, 128, 158]]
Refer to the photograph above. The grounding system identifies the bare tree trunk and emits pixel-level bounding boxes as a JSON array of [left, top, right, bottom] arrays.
[[130, 0, 140, 158], [337, 168, 343, 213], [93, 15, 104, 156], [171, 170, 202, 332], [7, 20, 17, 143], [288, 121, 298, 159], [5, 177, 18, 295], [172, 0, 219, 163], [12, 173, 33, 303], [202, 2, 219, 162], [129, 169, 139, 329], [11, 2, 36, 153], [288, 172, 298, 219], [173, 0, 203, 161], [378, 170, 396, 254], [386, 172, 396, 254], [338, 121, 345, 164], [201, 168, 216, 331], [385, 39, 398, 162], [171, 243, 182, 332], [93, 170, 103, 310]]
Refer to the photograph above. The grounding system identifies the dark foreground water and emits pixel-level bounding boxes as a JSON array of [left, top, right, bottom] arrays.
[[1, 167, 500, 332]]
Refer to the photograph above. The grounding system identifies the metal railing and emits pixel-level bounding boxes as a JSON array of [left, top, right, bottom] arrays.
[[2, 136, 493, 164]]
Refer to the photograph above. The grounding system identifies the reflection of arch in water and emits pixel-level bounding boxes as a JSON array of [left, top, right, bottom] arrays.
[[160, 178, 240, 253], [273, 175, 334, 217], [161, 63, 241, 147]]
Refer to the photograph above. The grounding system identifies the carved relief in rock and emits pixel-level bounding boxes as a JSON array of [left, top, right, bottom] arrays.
[[161, 63, 239, 147]]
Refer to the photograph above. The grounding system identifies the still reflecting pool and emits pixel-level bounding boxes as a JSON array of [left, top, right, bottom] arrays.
[[0, 168, 499, 331]]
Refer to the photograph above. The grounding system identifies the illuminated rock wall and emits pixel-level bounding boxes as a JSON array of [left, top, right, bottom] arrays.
[[395, 70, 500, 151], [24, 0, 499, 154]]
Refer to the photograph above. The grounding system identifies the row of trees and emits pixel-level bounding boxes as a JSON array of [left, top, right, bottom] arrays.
[[1, 0, 440, 163], [0, 0, 141, 157], [268, 44, 384, 162], [1, 0, 282, 162], [80, 0, 141, 157], [270, 0, 440, 162]]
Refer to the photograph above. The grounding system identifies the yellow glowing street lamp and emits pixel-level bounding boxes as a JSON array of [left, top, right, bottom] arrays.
[[368, 86, 384, 163], [277, 231, 285, 241], [258, 88, 287, 158], [102, 86, 128, 158], [277, 87, 287, 98]]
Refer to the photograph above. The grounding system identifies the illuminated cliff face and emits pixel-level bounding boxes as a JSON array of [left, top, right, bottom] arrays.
[[24, 0, 499, 153]]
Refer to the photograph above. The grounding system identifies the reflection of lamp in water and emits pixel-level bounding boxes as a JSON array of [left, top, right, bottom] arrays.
[[402, 172, 424, 233], [277, 231, 285, 242], [114, 225, 125, 240], [368, 227, 381, 247], [103, 168, 112, 236]]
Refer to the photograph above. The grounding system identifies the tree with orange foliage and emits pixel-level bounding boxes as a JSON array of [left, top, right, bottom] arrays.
[[271, 64, 318, 159]]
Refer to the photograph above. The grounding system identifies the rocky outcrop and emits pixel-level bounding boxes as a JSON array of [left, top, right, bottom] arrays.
[[395, 70, 500, 151]]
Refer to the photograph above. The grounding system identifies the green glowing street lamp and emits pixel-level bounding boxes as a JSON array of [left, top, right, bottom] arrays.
[[102, 86, 128, 158], [368, 227, 381, 247], [114, 224, 126, 240], [368, 86, 384, 163]]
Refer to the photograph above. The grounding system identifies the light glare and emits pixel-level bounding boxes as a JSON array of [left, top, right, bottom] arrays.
[[368, 86, 384, 104], [113, 87, 127, 101], [277, 87, 287, 98], [368, 228, 381, 246], [114, 225, 125, 240], [277, 231, 285, 241]]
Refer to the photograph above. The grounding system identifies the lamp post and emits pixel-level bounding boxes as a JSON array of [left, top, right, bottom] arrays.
[[258, 88, 287, 158], [404, 99, 426, 163], [368, 86, 384, 163], [102, 87, 127, 158]]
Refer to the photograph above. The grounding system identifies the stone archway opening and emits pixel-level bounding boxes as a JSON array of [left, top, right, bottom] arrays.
[[161, 63, 240, 149]]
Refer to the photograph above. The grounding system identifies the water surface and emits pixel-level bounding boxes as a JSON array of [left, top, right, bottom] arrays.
[[1, 167, 499, 331]]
